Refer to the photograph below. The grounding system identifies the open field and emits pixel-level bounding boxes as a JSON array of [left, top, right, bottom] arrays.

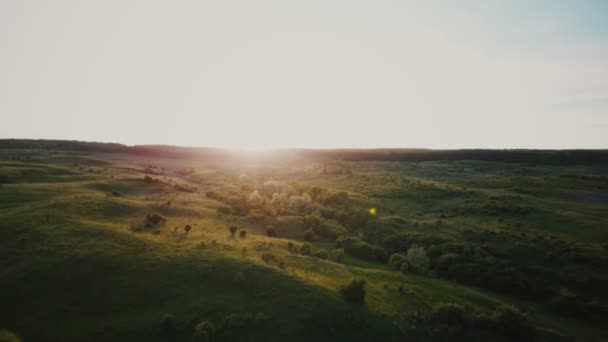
[[1, 141, 607, 341]]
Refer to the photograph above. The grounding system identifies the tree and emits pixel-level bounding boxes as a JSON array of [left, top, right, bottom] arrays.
[[229, 225, 238, 238], [248, 190, 263, 207], [407, 245, 430, 273], [339, 279, 366, 305]]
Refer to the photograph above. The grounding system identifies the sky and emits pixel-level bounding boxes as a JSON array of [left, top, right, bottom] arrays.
[[1, 0, 607, 149]]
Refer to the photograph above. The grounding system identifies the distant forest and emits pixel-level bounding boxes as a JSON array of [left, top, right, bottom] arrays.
[[2, 139, 608, 164]]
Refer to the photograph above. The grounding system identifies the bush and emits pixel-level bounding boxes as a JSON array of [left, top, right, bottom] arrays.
[[388, 253, 407, 269], [184, 224, 192, 233], [145, 213, 166, 227], [320, 190, 349, 206], [299, 242, 312, 255], [265, 226, 276, 237], [239, 230, 247, 239], [192, 320, 215, 342], [314, 220, 348, 241], [229, 225, 238, 237], [287, 241, 296, 253], [313, 248, 329, 259], [160, 313, 176, 333], [339, 279, 366, 305], [331, 248, 345, 262], [336, 237, 370, 256], [247, 209, 267, 224], [303, 214, 322, 230], [0, 330, 21, 342], [303, 229, 315, 241], [428, 302, 469, 333], [373, 246, 389, 263], [490, 304, 535, 340], [219, 313, 251, 332], [407, 245, 430, 273], [399, 262, 409, 273]]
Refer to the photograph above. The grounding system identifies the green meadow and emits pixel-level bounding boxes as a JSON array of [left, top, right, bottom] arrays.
[[1, 141, 607, 341]]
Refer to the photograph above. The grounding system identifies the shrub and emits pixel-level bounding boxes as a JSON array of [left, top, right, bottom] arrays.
[[217, 205, 232, 215], [261, 253, 277, 264], [303, 229, 315, 241], [399, 262, 409, 273], [549, 288, 593, 317], [428, 302, 469, 332], [320, 190, 349, 206], [336, 237, 386, 262], [388, 253, 407, 269], [313, 248, 329, 259], [265, 226, 276, 237], [174, 183, 196, 193], [192, 320, 215, 342], [303, 214, 322, 230], [373, 246, 389, 263], [145, 213, 166, 227], [184, 224, 192, 233], [247, 210, 266, 224], [407, 245, 430, 273], [220, 313, 250, 331], [490, 304, 535, 340], [0, 330, 21, 342], [239, 230, 247, 239], [299, 242, 312, 255], [160, 313, 176, 333], [331, 248, 345, 262], [229, 225, 238, 237], [111, 191, 122, 197], [339, 279, 366, 305], [312, 219, 348, 241], [287, 241, 296, 253]]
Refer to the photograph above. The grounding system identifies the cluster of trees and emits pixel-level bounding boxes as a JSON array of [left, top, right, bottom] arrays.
[[421, 302, 536, 340], [335, 236, 388, 263]]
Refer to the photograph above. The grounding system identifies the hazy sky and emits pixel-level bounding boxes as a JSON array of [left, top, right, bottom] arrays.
[[1, 0, 607, 149]]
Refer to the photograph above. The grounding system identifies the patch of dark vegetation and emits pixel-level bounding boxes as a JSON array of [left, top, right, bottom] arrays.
[[413, 302, 537, 341], [457, 195, 533, 217], [174, 183, 196, 193], [339, 278, 366, 305], [336, 236, 388, 263]]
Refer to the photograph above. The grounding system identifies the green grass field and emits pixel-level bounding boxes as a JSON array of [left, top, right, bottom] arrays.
[[1, 143, 607, 341]]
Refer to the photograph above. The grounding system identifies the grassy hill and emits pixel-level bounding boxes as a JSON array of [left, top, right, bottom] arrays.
[[1, 140, 607, 341]]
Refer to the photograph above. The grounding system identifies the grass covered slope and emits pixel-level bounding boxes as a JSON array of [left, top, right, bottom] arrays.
[[1, 145, 607, 341]]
